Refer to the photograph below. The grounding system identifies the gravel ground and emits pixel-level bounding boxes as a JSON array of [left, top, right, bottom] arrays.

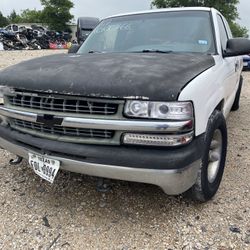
[[0, 50, 249, 250]]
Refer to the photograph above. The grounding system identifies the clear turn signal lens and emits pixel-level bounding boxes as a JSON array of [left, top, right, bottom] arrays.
[[123, 132, 194, 146]]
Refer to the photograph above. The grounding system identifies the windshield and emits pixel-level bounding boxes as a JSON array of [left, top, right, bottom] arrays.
[[78, 11, 215, 54]]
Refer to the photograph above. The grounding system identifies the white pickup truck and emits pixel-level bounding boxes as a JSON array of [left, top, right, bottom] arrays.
[[0, 7, 249, 202]]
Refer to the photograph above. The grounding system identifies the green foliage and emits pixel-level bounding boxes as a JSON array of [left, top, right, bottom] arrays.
[[19, 9, 43, 23], [8, 9, 43, 24], [40, 0, 74, 31], [0, 12, 9, 27], [8, 10, 19, 23], [230, 22, 249, 38], [5, 0, 74, 31], [152, 0, 249, 37], [152, 0, 239, 21]]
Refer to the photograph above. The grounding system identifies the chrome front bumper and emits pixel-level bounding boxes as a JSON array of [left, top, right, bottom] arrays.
[[0, 136, 201, 195]]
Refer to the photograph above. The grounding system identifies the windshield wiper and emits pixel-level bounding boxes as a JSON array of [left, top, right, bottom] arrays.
[[141, 49, 173, 54], [88, 50, 102, 54]]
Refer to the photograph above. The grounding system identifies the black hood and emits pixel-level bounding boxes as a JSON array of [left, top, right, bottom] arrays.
[[0, 52, 215, 101]]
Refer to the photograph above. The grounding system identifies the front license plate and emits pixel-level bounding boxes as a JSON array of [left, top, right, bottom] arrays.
[[243, 62, 248, 66], [28, 153, 60, 183]]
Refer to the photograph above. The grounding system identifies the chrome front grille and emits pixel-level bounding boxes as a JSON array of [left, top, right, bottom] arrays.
[[6, 93, 119, 115], [10, 119, 114, 139]]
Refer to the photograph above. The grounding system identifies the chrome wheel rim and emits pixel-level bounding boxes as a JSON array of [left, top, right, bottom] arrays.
[[207, 129, 223, 183]]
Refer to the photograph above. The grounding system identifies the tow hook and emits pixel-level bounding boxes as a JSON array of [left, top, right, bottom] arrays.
[[96, 178, 112, 193], [9, 156, 23, 165]]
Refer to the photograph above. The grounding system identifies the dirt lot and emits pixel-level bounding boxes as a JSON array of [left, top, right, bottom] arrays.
[[0, 50, 249, 250]]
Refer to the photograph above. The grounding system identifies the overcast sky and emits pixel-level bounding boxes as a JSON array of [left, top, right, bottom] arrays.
[[0, 0, 250, 32]]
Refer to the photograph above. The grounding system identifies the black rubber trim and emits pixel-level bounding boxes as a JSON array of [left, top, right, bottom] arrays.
[[0, 126, 205, 170]]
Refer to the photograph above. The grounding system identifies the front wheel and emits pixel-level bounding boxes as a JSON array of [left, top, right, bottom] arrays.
[[187, 110, 227, 202]]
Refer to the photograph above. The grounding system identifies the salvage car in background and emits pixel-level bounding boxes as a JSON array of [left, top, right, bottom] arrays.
[[76, 17, 99, 44], [0, 7, 249, 202], [243, 54, 250, 70], [0, 24, 72, 50]]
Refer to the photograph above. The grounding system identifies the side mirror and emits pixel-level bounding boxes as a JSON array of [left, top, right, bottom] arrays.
[[68, 44, 80, 54], [224, 38, 250, 57]]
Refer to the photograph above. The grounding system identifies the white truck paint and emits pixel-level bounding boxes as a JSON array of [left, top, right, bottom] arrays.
[[179, 8, 243, 136]]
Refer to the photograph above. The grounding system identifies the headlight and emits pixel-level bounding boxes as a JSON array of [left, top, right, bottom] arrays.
[[124, 101, 193, 120]]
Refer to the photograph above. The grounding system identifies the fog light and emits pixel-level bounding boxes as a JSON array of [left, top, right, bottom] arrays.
[[123, 132, 194, 146], [0, 97, 4, 105]]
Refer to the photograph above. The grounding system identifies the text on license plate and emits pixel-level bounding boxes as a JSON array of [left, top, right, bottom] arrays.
[[28, 153, 60, 183]]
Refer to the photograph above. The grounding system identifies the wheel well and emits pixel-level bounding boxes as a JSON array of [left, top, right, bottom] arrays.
[[215, 100, 224, 111]]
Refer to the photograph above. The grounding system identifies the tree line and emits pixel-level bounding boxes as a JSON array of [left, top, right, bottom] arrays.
[[0, 0, 74, 32]]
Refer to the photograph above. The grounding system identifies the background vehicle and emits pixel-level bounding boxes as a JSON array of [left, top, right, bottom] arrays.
[[0, 25, 72, 50], [243, 54, 250, 70], [76, 17, 99, 44], [5, 24, 19, 32]]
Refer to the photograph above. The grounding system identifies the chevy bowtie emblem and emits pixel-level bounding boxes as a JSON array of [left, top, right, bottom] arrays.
[[36, 114, 63, 127]]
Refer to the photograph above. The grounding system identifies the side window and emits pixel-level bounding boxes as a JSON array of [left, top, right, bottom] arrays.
[[217, 15, 229, 51]]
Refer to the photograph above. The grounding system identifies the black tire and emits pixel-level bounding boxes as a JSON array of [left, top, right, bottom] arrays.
[[187, 110, 227, 202], [231, 76, 243, 111]]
